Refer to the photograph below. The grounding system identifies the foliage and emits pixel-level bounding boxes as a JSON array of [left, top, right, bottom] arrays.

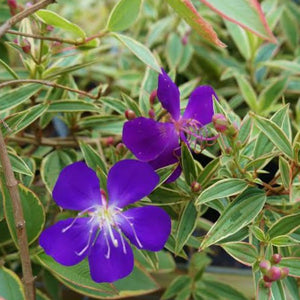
[[0, 0, 300, 299]]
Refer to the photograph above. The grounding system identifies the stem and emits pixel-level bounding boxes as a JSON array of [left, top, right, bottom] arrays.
[[0, 0, 56, 38], [0, 130, 35, 300], [0, 79, 102, 100]]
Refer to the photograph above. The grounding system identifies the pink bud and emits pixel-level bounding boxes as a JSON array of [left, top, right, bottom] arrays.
[[191, 181, 201, 192], [149, 89, 157, 106], [212, 113, 228, 132], [46, 25, 54, 32], [7, 0, 17, 15], [280, 267, 289, 279], [116, 143, 126, 155], [264, 281, 272, 288], [267, 266, 281, 282], [263, 275, 273, 283], [102, 137, 114, 146], [125, 109, 136, 120], [259, 260, 271, 275], [148, 108, 155, 119], [271, 254, 282, 264], [21, 39, 31, 54], [13, 38, 18, 44]]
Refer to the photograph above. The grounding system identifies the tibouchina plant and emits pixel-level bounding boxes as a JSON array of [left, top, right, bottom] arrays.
[[39, 160, 171, 283]]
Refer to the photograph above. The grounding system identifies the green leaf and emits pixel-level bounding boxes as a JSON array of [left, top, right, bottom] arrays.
[[162, 275, 192, 300], [201, 0, 276, 42], [270, 235, 299, 247], [2, 183, 45, 246], [181, 142, 197, 186], [202, 279, 248, 300], [0, 58, 19, 79], [281, 8, 299, 49], [106, 0, 142, 32], [112, 33, 161, 72], [235, 75, 257, 111], [283, 277, 300, 300], [7, 152, 33, 176], [36, 10, 86, 39], [221, 242, 258, 266], [251, 225, 266, 241], [166, 0, 225, 47], [40, 150, 73, 193], [258, 77, 288, 112], [2, 104, 48, 137], [195, 178, 248, 205], [175, 202, 198, 254], [225, 20, 251, 60], [238, 114, 252, 145], [196, 158, 219, 187], [0, 267, 25, 300], [252, 114, 294, 159], [267, 212, 300, 239], [166, 33, 183, 69], [279, 156, 291, 190], [200, 188, 266, 249], [48, 100, 100, 112], [278, 258, 300, 278], [101, 96, 127, 114], [0, 84, 41, 112], [264, 60, 300, 75], [271, 280, 286, 300]]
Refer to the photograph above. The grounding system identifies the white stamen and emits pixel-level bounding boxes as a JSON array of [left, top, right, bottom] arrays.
[[119, 214, 143, 248], [76, 228, 94, 256], [103, 231, 111, 259]]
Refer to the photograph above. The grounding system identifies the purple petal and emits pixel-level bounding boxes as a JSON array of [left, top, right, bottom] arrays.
[[39, 218, 96, 266], [107, 160, 159, 208], [149, 125, 180, 170], [53, 162, 101, 211], [165, 164, 182, 183], [117, 206, 171, 251], [157, 69, 180, 121], [88, 227, 134, 283], [122, 117, 173, 161], [183, 85, 217, 126]]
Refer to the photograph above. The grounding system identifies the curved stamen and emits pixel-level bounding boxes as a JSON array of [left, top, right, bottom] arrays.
[[116, 227, 127, 254], [75, 227, 95, 256], [103, 231, 111, 259], [105, 220, 118, 247]]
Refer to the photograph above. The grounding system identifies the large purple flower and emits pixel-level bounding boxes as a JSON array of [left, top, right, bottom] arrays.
[[39, 160, 171, 283], [123, 69, 217, 181]]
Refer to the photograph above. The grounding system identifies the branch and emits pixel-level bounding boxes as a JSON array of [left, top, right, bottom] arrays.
[[0, 130, 35, 300], [0, 79, 102, 100], [0, 0, 56, 38]]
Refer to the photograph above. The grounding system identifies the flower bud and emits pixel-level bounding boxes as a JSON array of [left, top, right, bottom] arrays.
[[148, 108, 155, 119], [264, 281, 272, 288], [191, 181, 201, 193], [125, 109, 136, 120], [21, 39, 31, 54], [259, 260, 271, 275], [13, 38, 18, 44], [7, 0, 17, 15], [271, 253, 282, 265], [46, 25, 54, 32], [263, 275, 273, 283], [116, 143, 126, 155], [267, 266, 281, 282], [212, 113, 228, 132], [102, 136, 114, 147], [149, 89, 157, 106], [280, 267, 289, 279]]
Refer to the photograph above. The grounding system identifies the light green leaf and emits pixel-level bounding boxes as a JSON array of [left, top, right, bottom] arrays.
[[112, 33, 161, 72], [197, 158, 219, 187], [279, 258, 300, 278], [279, 156, 291, 190], [0, 58, 19, 79], [106, 0, 142, 32], [36, 10, 86, 39], [221, 242, 258, 266], [181, 142, 197, 186], [0, 267, 25, 300], [0, 84, 41, 112], [162, 275, 192, 300], [7, 152, 33, 176], [200, 188, 266, 248], [196, 178, 248, 205], [264, 60, 300, 75], [235, 75, 257, 111], [48, 100, 100, 112], [166, 33, 183, 69], [2, 183, 45, 246], [253, 114, 294, 159]]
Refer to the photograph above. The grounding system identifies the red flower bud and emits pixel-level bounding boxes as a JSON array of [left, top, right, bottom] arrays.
[[46, 25, 54, 32], [212, 113, 228, 132], [149, 89, 157, 106], [259, 260, 271, 275], [263, 275, 273, 283], [271, 253, 282, 265], [102, 137, 114, 147], [7, 0, 17, 15], [116, 143, 126, 155], [21, 39, 31, 54], [125, 109, 136, 120], [191, 181, 201, 192], [267, 266, 281, 282], [280, 267, 289, 279], [148, 108, 155, 119]]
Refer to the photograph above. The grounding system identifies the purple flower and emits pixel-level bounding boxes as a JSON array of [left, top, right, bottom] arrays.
[[123, 69, 217, 181], [39, 160, 171, 283]]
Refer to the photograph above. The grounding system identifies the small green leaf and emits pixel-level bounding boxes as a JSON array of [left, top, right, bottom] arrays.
[[200, 188, 266, 248], [166, 33, 183, 69], [253, 114, 294, 159], [195, 178, 248, 205], [36, 10, 86, 39], [2, 183, 45, 246], [181, 142, 197, 186], [40, 150, 73, 193], [7, 152, 33, 176], [197, 158, 219, 187], [264, 60, 300, 75], [268, 212, 300, 239], [48, 100, 99, 112], [0, 58, 19, 79], [251, 225, 266, 241], [106, 0, 142, 32], [0, 84, 41, 112], [270, 235, 299, 247], [279, 156, 291, 190], [221, 242, 258, 266], [237, 114, 252, 145], [162, 275, 192, 300], [175, 201, 198, 254], [112, 33, 161, 72], [0, 267, 25, 300], [235, 75, 257, 111]]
